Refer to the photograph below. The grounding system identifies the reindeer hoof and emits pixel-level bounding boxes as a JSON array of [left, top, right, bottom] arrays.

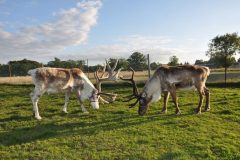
[[196, 110, 201, 114], [204, 108, 210, 112], [196, 108, 201, 114], [63, 110, 68, 114], [175, 111, 181, 115], [160, 110, 167, 114], [35, 115, 42, 120]]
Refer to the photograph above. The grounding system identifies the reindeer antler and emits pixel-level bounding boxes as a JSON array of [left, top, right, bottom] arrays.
[[120, 67, 140, 108], [94, 68, 117, 104]]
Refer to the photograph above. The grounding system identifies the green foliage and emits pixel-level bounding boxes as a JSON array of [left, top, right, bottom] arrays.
[[206, 32, 240, 68], [168, 55, 179, 66], [0, 58, 87, 77], [0, 84, 239, 159], [150, 62, 160, 70], [117, 58, 129, 70], [127, 52, 147, 71], [87, 64, 102, 73], [0, 64, 10, 77], [209, 56, 236, 68], [195, 59, 205, 64], [47, 57, 85, 69], [107, 58, 129, 70], [0, 59, 43, 76]]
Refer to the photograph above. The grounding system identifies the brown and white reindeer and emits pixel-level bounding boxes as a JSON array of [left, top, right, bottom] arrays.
[[28, 67, 102, 120], [122, 65, 210, 115]]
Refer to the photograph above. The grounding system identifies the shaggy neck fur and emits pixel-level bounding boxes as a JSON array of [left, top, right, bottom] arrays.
[[79, 72, 96, 101], [143, 73, 162, 103]]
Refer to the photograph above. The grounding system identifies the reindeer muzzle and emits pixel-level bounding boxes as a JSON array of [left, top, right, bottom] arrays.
[[138, 105, 148, 116]]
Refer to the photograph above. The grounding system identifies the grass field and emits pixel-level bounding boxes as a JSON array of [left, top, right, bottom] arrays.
[[0, 83, 240, 159]]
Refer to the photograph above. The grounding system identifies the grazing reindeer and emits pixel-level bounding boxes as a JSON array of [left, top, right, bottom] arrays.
[[28, 67, 102, 120], [122, 65, 210, 115]]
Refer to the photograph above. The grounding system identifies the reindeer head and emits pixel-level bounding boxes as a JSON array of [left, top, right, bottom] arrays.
[[138, 92, 153, 115], [121, 67, 151, 116]]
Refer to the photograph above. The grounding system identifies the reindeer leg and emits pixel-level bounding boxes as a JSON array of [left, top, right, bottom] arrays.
[[76, 90, 89, 114], [63, 91, 70, 113], [169, 89, 181, 115], [161, 91, 169, 114], [204, 87, 210, 112], [80, 104, 89, 114], [30, 87, 45, 120], [196, 88, 204, 114]]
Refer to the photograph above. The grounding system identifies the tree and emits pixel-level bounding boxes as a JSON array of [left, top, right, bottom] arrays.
[[107, 58, 128, 70], [195, 59, 213, 67], [206, 32, 240, 86], [127, 52, 147, 71], [47, 57, 62, 67], [208, 56, 236, 68], [195, 59, 204, 65], [7, 59, 43, 76], [117, 58, 129, 70], [168, 55, 179, 66], [150, 62, 160, 70], [47, 57, 85, 69]]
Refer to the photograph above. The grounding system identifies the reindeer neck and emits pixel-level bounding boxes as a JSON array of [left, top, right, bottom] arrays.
[[143, 74, 161, 98], [80, 73, 95, 96]]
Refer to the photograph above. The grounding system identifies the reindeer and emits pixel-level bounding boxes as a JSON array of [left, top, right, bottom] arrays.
[[28, 67, 105, 120], [121, 65, 210, 115]]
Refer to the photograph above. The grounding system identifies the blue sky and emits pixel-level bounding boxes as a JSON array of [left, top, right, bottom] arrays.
[[0, 0, 240, 65]]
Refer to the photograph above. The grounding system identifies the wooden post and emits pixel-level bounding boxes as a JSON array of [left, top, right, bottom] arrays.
[[147, 54, 151, 78], [87, 59, 89, 78], [8, 63, 12, 77], [224, 55, 227, 88]]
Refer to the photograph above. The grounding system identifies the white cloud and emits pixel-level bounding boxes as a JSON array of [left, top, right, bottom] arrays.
[[0, 0, 102, 63], [0, 0, 207, 65], [65, 35, 199, 65], [118, 35, 172, 48]]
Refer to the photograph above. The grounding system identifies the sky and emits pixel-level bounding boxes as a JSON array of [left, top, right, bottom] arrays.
[[0, 0, 240, 65]]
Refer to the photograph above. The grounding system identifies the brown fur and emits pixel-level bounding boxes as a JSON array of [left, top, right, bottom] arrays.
[[34, 68, 83, 91], [28, 67, 97, 120], [158, 65, 210, 114], [139, 65, 210, 115]]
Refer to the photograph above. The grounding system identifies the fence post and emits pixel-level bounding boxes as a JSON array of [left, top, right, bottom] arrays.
[[147, 54, 151, 78], [8, 64, 12, 77], [87, 59, 89, 78]]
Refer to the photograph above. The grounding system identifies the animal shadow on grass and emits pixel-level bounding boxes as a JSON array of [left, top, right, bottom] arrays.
[[160, 151, 184, 160], [0, 113, 164, 146], [0, 115, 31, 123], [0, 92, 30, 99]]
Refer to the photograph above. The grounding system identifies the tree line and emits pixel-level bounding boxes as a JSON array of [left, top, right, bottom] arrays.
[[0, 32, 239, 77], [0, 52, 148, 77]]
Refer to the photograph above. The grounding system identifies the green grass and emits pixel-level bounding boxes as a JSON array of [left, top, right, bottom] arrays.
[[0, 84, 240, 160]]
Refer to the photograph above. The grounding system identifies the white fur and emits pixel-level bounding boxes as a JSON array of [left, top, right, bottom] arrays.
[[29, 68, 99, 120], [143, 74, 162, 102]]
